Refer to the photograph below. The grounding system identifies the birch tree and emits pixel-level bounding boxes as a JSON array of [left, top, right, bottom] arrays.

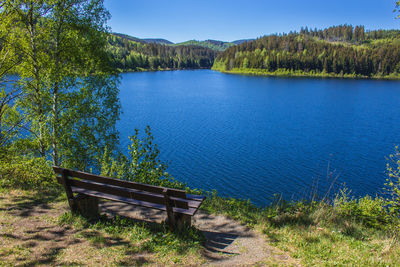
[[3, 0, 120, 169]]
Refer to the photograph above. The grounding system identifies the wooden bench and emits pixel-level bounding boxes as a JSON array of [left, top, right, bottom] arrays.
[[53, 166, 205, 230]]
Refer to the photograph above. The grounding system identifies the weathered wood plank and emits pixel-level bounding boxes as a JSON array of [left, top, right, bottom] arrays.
[[53, 166, 186, 198], [186, 194, 206, 201], [71, 187, 198, 216], [56, 176, 198, 209]]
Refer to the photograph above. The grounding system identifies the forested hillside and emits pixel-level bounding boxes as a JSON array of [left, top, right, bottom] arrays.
[[108, 34, 218, 71], [173, 40, 235, 51], [213, 25, 400, 78]]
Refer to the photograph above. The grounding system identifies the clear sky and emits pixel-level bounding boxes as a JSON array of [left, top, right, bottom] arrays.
[[104, 0, 400, 43]]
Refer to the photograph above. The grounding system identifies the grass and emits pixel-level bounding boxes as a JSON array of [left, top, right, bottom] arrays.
[[202, 191, 400, 266], [212, 66, 400, 80], [263, 205, 400, 266], [58, 211, 205, 262]]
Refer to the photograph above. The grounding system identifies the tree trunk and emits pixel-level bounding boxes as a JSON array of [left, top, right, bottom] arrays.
[[52, 84, 59, 166]]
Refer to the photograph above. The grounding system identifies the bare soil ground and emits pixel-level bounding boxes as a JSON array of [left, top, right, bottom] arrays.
[[0, 190, 299, 266]]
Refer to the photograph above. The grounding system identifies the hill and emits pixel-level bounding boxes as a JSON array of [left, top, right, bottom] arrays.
[[112, 33, 174, 45], [232, 39, 255, 45], [142, 38, 174, 45], [111, 33, 237, 51], [112, 33, 145, 43], [174, 39, 235, 51], [213, 25, 400, 79], [107, 34, 218, 71]]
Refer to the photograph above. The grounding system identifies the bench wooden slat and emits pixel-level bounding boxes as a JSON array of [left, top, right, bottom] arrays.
[[57, 176, 192, 209], [71, 187, 198, 216], [186, 194, 206, 201], [55, 176, 203, 209], [53, 166, 187, 198]]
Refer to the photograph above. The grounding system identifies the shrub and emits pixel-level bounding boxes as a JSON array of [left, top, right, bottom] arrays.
[[0, 155, 56, 189], [100, 126, 185, 189], [334, 188, 389, 228], [385, 146, 400, 218]]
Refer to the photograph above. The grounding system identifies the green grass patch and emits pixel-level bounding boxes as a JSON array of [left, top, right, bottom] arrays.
[[58, 211, 205, 264]]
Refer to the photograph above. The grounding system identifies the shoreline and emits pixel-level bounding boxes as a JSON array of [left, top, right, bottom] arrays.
[[211, 67, 400, 81], [117, 67, 211, 73], [117, 66, 400, 81]]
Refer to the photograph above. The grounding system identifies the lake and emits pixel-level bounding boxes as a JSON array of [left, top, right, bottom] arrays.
[[118, 70, 400, 206]]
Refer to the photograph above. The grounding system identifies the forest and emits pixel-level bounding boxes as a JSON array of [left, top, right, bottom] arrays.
[[171, 39, 235, 51], [107, 34, 218, 71], [213, 25, 400, 78]]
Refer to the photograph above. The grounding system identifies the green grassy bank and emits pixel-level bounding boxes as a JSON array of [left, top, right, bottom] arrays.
[[212, 66, 400, 80]]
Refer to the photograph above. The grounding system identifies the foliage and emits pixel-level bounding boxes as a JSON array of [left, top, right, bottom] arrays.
[[101, 126, 185, 189], [2, 0, 121, 169], [385, 146, 400, 219], [0, 154, 56, 189], [0, 87, 23, 149], [0, 7, 23, 153], [334, 188, 389, 229], [58, 74, 120, 170]]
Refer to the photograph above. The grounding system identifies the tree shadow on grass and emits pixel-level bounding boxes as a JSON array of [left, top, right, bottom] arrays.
[[0, 187, 64, 217], [0, 190, 154, 266]]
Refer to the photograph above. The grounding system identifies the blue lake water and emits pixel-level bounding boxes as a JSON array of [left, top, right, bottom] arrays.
[[117, 70, 400, 206]]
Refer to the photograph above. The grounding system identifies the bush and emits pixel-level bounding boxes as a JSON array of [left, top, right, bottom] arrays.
[[334, 188, 389, 228], [100, 126, 185, 189], [385, 146, 400, 218], [0, 155, 56, 189]]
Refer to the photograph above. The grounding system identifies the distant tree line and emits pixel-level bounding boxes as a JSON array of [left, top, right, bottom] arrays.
[[108, 35, 218, 70], [299, 24, 400, 43], [213, 26, 400, 77]]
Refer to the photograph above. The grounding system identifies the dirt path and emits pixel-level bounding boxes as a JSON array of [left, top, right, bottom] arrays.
[[0, 191, 298, 266], [101, 202, 299, 266]]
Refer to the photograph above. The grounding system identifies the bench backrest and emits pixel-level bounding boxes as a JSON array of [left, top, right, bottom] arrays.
[[53, 166, 190, 210]]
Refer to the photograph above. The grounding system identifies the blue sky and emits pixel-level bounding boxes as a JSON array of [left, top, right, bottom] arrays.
[[104, 0, 400, 43]]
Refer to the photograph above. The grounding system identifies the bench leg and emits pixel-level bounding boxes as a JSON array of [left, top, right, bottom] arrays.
[[74, 195, 99, 219], [175, 213, 191, 229], [166, 213, 191, 231]]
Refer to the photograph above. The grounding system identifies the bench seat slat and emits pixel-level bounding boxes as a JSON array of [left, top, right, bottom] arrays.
[[186, 194, 206, 201], [71, 187, 197, 216]]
